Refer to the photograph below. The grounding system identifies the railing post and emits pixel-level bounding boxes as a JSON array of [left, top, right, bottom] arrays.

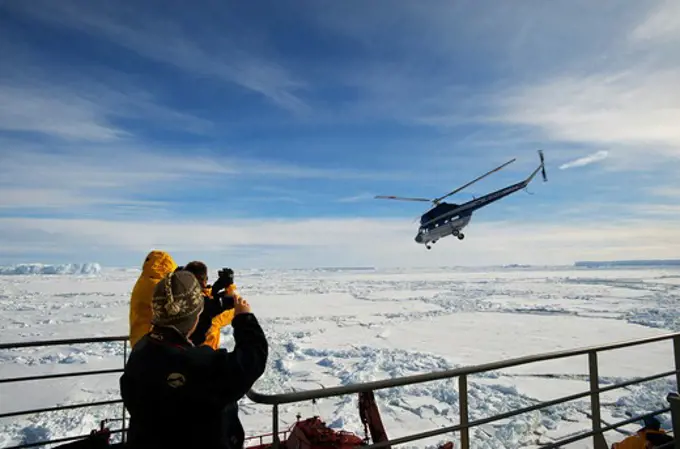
[[588, 351, 608, 449], [272, 404, 280, 449], [459, 375, 469, 449], [674, 335, 680, 393], [671, 336, 680, 449], [121, 339, 128, 444], [667, 393, 680, 449]]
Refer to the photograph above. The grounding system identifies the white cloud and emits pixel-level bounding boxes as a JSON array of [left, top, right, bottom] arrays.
[[648, 187, 680, 199], [0, 144, 410, 215], [0, 68, 213, 141], [495, 69, 680, 157], [0, 85, 125, 141], [0, 147, 220, 195], [291, 2, 680, 171], [0, 145, 405, 187], [0, 188, 166, 209], [0, 216, 677, 268], [559, 151, 609, 170], [5, 0, 308, 114], [628, 204, 680, 217], [630, 0, 680, 44], [488, 1, 680, 169]]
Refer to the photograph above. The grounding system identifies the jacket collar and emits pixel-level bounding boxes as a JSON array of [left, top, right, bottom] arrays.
[[148, 325, 195, 348]]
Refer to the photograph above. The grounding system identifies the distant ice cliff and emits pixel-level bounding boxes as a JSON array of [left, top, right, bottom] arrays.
[[575, 259, 680, 268], [0, 263, 102, 275]]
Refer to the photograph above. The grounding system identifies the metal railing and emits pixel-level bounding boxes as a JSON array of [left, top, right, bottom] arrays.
[[1, 333, 679, 448], [0, 336, 129, 448], [247, 332, 680, 449]]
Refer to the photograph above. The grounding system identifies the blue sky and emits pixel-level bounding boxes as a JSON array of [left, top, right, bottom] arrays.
[[1, 0, 679, 268]]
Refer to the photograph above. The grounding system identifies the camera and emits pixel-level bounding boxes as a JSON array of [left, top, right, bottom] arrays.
[[215, 290, 235, 311], [211, 267, 235, 311], [217, 268, 234, 285]]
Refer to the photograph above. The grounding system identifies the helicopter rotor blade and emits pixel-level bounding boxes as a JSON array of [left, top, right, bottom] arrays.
[[374, 195, 432, 202], [432, 158, 516, 204]]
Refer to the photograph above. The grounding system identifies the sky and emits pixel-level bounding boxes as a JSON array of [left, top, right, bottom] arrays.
[[0, 0, 679, 269]]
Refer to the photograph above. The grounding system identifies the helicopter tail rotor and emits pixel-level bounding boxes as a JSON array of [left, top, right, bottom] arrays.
[[538, 150, 547, 182]]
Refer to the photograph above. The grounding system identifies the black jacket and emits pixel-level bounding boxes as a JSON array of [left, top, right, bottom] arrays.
[[120, 313, 268, 449]]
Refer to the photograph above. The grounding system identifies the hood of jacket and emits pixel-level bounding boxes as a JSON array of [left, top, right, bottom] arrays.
[[141, 250, 177, 280], [129, 250, 178, 348]]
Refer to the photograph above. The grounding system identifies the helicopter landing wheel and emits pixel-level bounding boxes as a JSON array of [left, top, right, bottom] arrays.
[[457, 233, 465, 240], [426, 244, 432, 250], [452, 230, 459, 237]]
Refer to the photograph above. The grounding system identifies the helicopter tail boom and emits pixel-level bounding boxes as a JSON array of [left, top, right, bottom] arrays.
[[418, 151, 548, 229]]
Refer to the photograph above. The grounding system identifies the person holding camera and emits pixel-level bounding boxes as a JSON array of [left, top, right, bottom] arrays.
[[177, 261, 238, 349], [120, 270, 268, 449]]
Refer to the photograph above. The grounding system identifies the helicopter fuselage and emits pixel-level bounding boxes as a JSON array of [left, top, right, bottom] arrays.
[[415, 213, 471, 246], [418, 202, 459, 227]]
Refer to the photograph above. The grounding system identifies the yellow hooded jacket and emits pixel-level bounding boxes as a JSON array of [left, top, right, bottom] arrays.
[[200, 284, 238, 350], [128, 250, 178, 348], [611, 429, 668, 449]]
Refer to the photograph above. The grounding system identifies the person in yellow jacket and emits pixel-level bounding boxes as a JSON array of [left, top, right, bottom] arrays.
[[611, 416, 671, 448], [180, 261, 238, 350], [128, 250, 178, 348]]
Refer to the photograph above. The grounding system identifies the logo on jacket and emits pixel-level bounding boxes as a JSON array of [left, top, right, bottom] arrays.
[[167, 372, 186, 388]]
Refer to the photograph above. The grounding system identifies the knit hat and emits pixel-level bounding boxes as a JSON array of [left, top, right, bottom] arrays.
[[151, 270, 204, 336]]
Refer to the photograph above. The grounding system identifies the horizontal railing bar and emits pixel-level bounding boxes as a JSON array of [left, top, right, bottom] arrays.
[[4, 406, 673, 449], [248, 331, 680, 405], [362, 404, 673, 449], [3, 359, 666, 400], [0, 399, 123, 419], [599, 369, 679, 394], [342, 371, 680, 449], [4, 369, 671, 446], [3, 333, 679, 403], [362, 422, 461, 449], [539, 407, 672, 449], [5, 427, 126, 449], [0, 368, 125, 384], [363, 388, 599, 449], [0, 336, 128, 350]]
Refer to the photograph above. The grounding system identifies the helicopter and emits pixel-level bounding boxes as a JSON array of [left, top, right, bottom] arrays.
[[376, 150, 547, 249]]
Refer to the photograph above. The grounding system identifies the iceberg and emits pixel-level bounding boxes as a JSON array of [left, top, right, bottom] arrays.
[[0, 263, 102, 275]]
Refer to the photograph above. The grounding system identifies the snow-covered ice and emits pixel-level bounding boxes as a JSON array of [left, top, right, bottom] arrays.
[[0, 265, 679, 448]]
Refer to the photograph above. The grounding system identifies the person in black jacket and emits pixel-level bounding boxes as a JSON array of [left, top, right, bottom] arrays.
[[119, 270, 268, 449], [174, 262, 237, 348], [182, 262, 236, 348]]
